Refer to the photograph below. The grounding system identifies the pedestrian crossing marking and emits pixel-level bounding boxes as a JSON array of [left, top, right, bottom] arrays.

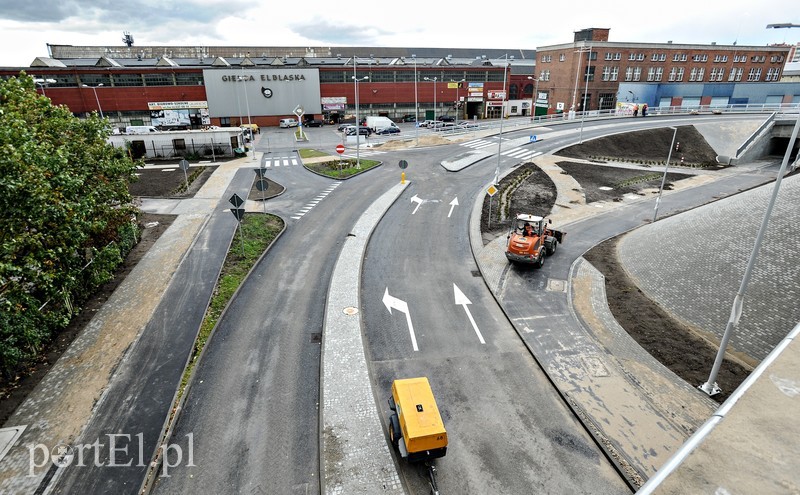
[[291, 181, 343, 219]]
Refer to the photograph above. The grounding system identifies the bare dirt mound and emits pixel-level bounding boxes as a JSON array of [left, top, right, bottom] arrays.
[[557, 126, 722, 168]]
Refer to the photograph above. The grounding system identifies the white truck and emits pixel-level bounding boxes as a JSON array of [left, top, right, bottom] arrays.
[[365, 116, 398, 132]]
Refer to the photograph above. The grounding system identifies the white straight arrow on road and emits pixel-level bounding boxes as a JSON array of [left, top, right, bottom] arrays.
[[448, 197, 459, 218], [383, 288, 419, 351], [453, 283, 486, 344]]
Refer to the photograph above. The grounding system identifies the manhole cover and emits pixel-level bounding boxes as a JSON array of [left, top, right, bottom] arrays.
[[546, 279, 567, 293], [343, 307, 359, 315]]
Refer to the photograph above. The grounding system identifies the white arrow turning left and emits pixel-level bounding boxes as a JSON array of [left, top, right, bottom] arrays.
[[448, 197, 459, 218], [410, 194, 424, 214], [453, 283, 486, 344], [383, 287, 419, 351]]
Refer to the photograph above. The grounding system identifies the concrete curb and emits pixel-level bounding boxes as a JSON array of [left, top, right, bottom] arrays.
[[320, 181, 409, 495]]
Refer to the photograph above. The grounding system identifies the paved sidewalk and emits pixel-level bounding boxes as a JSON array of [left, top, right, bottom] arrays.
[[0, 155, 262, 494]]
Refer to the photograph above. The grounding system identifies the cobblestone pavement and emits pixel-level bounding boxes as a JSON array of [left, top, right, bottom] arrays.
[[618, 175, 800, 364]]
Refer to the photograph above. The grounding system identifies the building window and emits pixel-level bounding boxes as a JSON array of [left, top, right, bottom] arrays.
[[610, 66, 618, 81], [542, 70, 551, 81], [647, 67, 656, 81], [633, 67, 641, 81], [602, 66, 611, 80], [625, 67, 633, 81], [583, 66, 595, 82], [654, 67, 663, 81], [747, 68, 762, 81], [559, 53, 566, 62], [636, 53, 645, 61], [689, 67, 700, 81], [751, 55, 766, 63], [728, 67, 742, 81], [669, 67, 677, 81], [713, 55, 729, 63], [692, 54, 708, 62], [676, 67, 684, 81], [766, 67, 781, 81], [614, 52, 621, 60], [175, 73, 204, 86], [144, 73, 173, 86], [651, 53, 659, 61], [629, 53, 636, 61], [113, 74, 144, 87], [598, 93, 614, 110], [709, 67, 725, 81], [605, 52, 613, 61]]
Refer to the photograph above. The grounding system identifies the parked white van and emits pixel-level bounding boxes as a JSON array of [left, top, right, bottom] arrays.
[[125, 125, 159, 134], [279, 118, 298, 128]]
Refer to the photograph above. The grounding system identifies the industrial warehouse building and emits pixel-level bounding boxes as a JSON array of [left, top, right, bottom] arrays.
[[2, 28, 798, 129]]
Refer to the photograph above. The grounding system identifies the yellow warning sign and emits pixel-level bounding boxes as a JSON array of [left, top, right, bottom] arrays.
[[487, 185, 498, 196]]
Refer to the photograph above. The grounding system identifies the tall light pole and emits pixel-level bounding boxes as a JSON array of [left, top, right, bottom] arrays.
[[239, 68, 256, 161], [579, 44, 593, 143], [527, 75, 539, 120], [493, 54, 512, 185], [700, 22, 800, 397], [34, 78, 56, 97], [352, 57, 369, 169], [82, 83, 104, 119], [653, 126, 678, 222], [451, 78, 465, 121], [413, 54, 419, 146], [424, 76, 438, 123], [570, 43, 588, 119]]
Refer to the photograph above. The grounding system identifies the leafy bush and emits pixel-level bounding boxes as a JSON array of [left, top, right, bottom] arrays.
[[0, 73, 140, 376]]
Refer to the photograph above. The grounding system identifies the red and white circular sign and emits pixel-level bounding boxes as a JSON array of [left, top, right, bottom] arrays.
[[335, 144, 345, 154]]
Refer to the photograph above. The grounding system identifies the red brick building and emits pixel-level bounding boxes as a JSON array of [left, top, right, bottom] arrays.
[[535, 28, 792, 114]]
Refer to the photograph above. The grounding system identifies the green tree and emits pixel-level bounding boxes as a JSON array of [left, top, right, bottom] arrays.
[[0, 73, 140, 375]]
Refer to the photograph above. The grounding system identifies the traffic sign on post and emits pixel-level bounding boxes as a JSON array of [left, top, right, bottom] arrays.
[[336, 144, 345, 154], [398, 160, 408, 169], [229, 193, 244, 208]]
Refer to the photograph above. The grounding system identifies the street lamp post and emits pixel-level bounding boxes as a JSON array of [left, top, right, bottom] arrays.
[[413, 54, 419, 146], [424, 76, 438, 123], [352, 57, 369, 169], [82, 83, 104, 119], [527, 75, 540, 121], [579, 44, 593, 143], [653, 127, 678, 222], [34, 78, 56, 97], [451, 78, 465, 121], [494, 54, 512, 185], [700, 22, 800, 397], [239, 69, 256, 161]]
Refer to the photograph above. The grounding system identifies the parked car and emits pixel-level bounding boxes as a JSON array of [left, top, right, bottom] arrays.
[[305, 119, 324, 127], [433, 122, 456, 131], [279, 118, 298, 128], [344, 125, 372, 136], [375, 126, 401, 135], [457, 121, 479, 129], [338, 121, 355, 131], [437, 115, 455, 122], [419, 120, 436, 128], [400, 114, 417, 122]]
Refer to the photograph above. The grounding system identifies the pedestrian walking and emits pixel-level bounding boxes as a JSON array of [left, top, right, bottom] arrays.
[[642, 103, 648, 117], [633, 104, 639, 117]]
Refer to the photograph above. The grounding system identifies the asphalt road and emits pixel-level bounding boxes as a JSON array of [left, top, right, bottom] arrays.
[[46, 114, 778, 494], [360, 144, 629, 493]]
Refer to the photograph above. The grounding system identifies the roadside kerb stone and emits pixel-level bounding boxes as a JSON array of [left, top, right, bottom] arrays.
[[321, 181, 408, 495]]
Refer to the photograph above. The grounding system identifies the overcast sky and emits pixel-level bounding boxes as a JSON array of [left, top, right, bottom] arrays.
[[0, 0, 797, 67]]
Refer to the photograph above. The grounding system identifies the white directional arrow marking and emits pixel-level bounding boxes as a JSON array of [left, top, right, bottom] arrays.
[[383, 288, 419, 351], [453, 283, 486, 344], [448, 197, 459, 218], [410, 194, 424, 214]]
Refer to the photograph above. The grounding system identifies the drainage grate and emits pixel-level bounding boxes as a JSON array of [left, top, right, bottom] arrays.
[[310, 332, 321, 343], [471, 270, 482, 277]]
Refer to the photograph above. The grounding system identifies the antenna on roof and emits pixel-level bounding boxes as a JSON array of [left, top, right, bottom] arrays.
[[122, 31, 134, 47]]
